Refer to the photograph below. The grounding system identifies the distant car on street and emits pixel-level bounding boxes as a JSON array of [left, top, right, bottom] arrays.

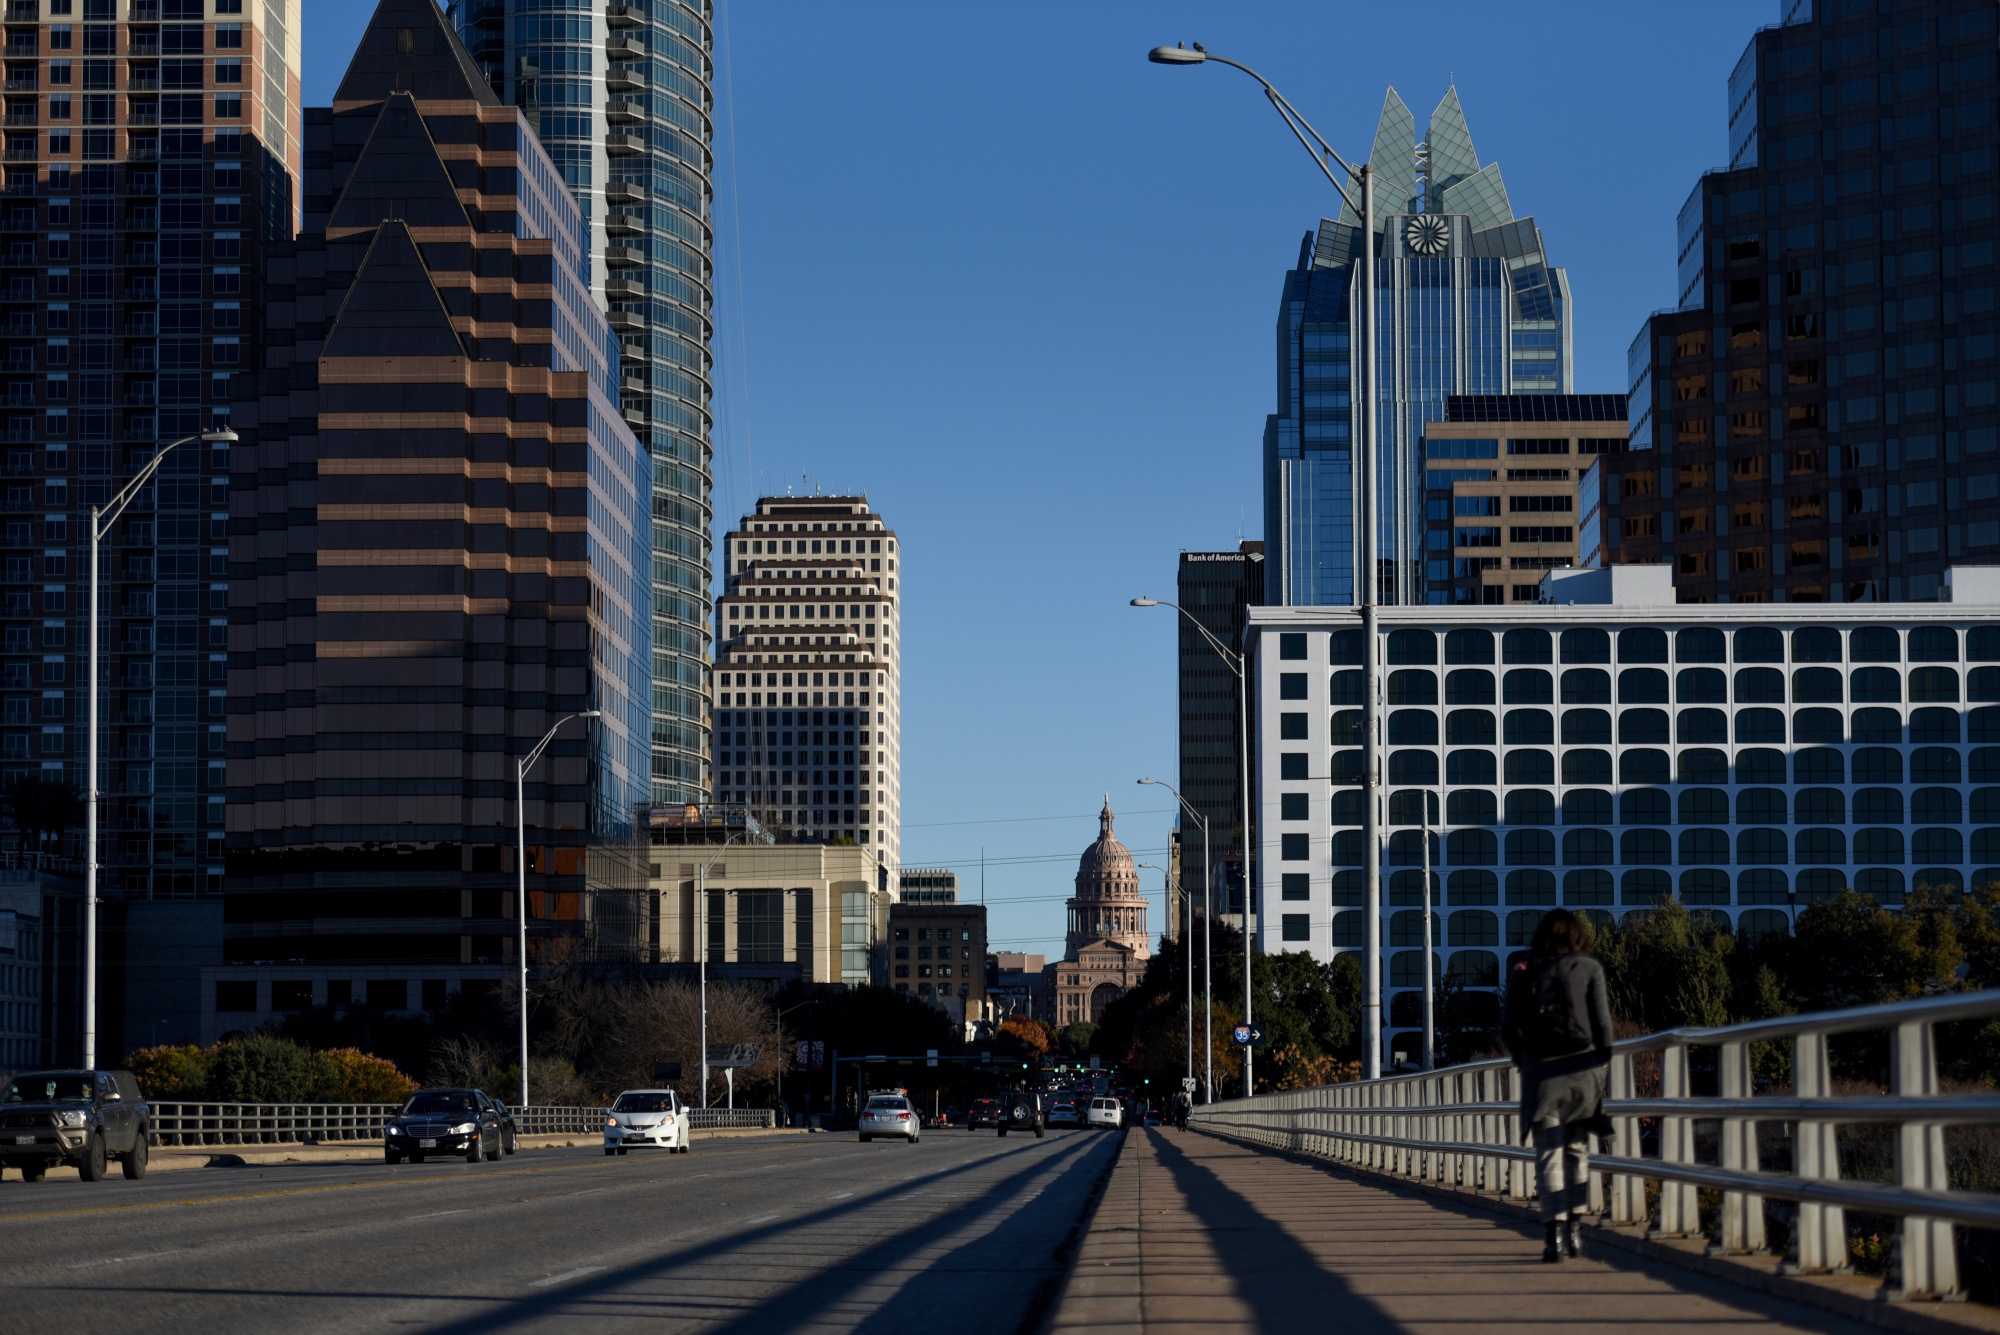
[[488, 1096, 518, 1154], [604, 1089, 689, 1155], [966, 1098, 1001, 1129], [1086, 1097, 1123, 1130], [1141, 1109, 1163, 1128], [0, 1069, 151, 1182], [997, 1091, 1044, 1138], [1047, 1099, 1081, 1128], [858, 1094, 920, 1144], [384, 1089, 504, 1164]]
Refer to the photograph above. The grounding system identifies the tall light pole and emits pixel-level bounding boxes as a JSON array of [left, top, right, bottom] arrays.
[[1139, 779, 1210, 1104], [694, 825, 750, 1108], [514, 709, 599, 1107], [84, 427, 235, 1068], [1147, 42, 1383, 1079], [1133, 599, 1254, 1097], [1138, 860, 1192, 1103]]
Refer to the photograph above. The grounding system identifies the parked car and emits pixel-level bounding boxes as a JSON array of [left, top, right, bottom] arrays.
[[488, 1095, 518, 1154], [965, 1097, 1002, 1130], [997, 1091, 1044, 1138], [1086, 1097, 1123, 1130], [0, 1069, 151, 1182], [858, 1094, 920, 1144], [1048, 1099, 1082, 1128], [1141, 1109, 1163, 1128], [604, 1088, 689, 1155], [384, 1089, 504, 1165]]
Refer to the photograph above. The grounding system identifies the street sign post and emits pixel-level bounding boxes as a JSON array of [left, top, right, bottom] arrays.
[[1181, 1076, 1197, 1094], [926, 1049, 938, 1068], [705, 1044, 762, 1112], [1231, 1024, 1265, 1048]]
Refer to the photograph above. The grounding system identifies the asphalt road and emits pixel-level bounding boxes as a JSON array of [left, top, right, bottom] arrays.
[[0, 1126, 1124, 1335]]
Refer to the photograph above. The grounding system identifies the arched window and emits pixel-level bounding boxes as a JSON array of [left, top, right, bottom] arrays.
[[1680, 869, 1731, 904], [1734, 787, 1786, 823], [1620, 828, 1671, 865], [1910, 667, 1960, 702], [1387, 669, 1438, 704], [1563, 869, 1613, 906], [1619, 708, 1670, 744], [1560, 668, 1611, 703], [1677, 707, 1729, 743], [1446, 829, 1497, 866], [1735, 708, 1786, 743], [1560, 628, 1611, 664], [1445, 669, 1495, 703], [1914, 828, 1962, 865], [1390, 951, 1439, 988], [1561, 788, 1612, 825], [1855, 828, 1906, 864], [1619, 787, 1670, 824], [1504, 829, 1555, 866], [1561, 708, 1611, 744], [1448, 869, 1498, 904], [1507, 869, 1556, 905], [1445, 629, 1494, 664], [1734, 627, 1783, 662], [1852, 667, 1902, 703], [1618, 667, 1669, 702], [1914, 787, 1962, 823], [1389, 871, 1440, 907], [1332, 871, 1363, 906], [1503, 750, 1554, 785], [1387, 629, 1437, 664], [1737, 909, 1791, 944], [1446, 951, 1499, 987], [1621, 869, 1672, 905], [1676, 668, 1727, 702], [1676, 627, 1726, 662], [1797, 868, 1847, 905], [1620, 749, 1670, 785], [1389, 750, 1439, 784], [1446, 789, 1496, 826], [1734, 667, 1785, 702], [1855, 868, 1905, 905], [1387, 830, 1439, 867], [1563, 829, 1613, 866], [1739, 869, 1789, 904], [1331, 911, 1363, 947], [1446, 708, 1496, 743], [1737, 828, 1788, 865], [1792, 627, 1842, 662], [1503, 669, 1553, 703], [1795, 829, 1847, 865], [1679, 829, 1729, 865], [1910, 708, 1960, 743], [1792, 667, 1843, 702], [1502, 629, 1552, 664], [1794, 748, 1845, 783], [1912, 747, 1962, 783], [1794, 707, 1844, 743], [1506, 908, 1547, 944], [1448, 910, 1498, 946], [1795, 787, 1844, 824], [1562, 750, 1612, 785], [1447, 749, 1496, 785], [1504, 708, 1554, 744], [1617, 627, 1668, 663], [1388, 709, 1438, 745]]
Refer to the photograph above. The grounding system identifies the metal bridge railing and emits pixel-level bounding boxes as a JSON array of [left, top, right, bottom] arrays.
[[148, 1102, 775, 1146], [1192, 989, 2000, 1302]]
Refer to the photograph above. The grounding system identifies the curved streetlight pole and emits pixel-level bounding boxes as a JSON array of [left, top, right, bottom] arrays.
[[1146, 43, 1383, 1080], [1138, 860, 1192, 1103], [84, 427, 236, 1068], [1139, 779, 1210, 1103], [514, 709, 599, 1108], [1133, 599, 1254, 1097]]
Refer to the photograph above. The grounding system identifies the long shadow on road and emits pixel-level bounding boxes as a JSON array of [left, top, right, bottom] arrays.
[[407, 1132, 1109, 1335]]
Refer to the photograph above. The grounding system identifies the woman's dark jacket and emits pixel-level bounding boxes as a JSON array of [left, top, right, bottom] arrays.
[[1500, 951, 1615, 1143]]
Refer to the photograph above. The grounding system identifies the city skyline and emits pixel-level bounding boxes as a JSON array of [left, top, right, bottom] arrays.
[[293, 4, 1773, 959]]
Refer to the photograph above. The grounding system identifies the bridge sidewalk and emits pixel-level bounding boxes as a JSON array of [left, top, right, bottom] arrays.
[[1048, 1126, 1904, 1335]]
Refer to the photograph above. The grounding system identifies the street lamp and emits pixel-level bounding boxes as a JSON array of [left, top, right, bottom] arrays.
[[1147, 43, 1385, 1079], [1138, 860, 1193, 1105], [84, 426, 235, 1069], [1133, 598, 1255, 1098], [1139, 778, 1210, 1104], [514, 709, 599, 1108], [695, 825, 753, 1108]]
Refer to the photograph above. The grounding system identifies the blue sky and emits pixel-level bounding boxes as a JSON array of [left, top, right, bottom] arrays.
[[305, 2, 1767, 957]]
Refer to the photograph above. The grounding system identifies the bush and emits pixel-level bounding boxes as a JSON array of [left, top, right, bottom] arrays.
[[124, 1044, 212, 1100], [309, 1048, 416, 1103], [206, 1035, 315, 1102]]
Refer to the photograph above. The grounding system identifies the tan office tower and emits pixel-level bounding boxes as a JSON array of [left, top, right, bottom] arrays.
[[711, 496, 901, 872]]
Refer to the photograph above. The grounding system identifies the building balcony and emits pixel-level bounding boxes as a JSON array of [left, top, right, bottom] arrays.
[[1, 40, 34, 59], [127, 69, 159, 91], [128, 33, 159, 56], [606, 65, 645, 92], [604, 132, 644, 156], [605, 4, 642, 26], [606, 308, 643, 333], [604, 245, 645, 269], [1, 75, 36, 93], [4, 2, 38, 21], [605, 210, 644, 236], [1, 111, 32, 126], [603, 277, 643, 300], [605, 181, 646, 205], [604, 37, 644, 60], [130, 0, 159, 18], [0, 144, 32, 161]]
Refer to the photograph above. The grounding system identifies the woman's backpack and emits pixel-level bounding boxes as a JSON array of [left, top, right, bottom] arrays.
[[1519, 955, 1595, 1060]]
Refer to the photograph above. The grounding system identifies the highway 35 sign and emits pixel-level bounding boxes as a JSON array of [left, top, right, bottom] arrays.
[[1232, 1024, 1265, 1047]]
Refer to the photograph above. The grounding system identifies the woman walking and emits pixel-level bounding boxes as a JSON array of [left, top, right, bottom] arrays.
[[1500, 908, 1614, 1263]]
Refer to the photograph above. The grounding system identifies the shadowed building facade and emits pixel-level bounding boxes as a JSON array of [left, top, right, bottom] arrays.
[[208, 0, 649, 1039]]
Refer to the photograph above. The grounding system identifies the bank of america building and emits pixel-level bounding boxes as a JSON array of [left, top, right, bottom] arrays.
[[1265, 86, 1572, 608], [1252, 564, 2000, 1060]]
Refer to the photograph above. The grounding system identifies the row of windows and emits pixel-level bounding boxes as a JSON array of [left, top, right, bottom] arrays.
[[1300, 784, 1994, 825], [1316, 744, 1987, 786], [1309, 665, 1992, 706], [1284, 867, 1946, 910], [1277, 625, 1989, 666], [1342, 705, 1992, 744], [1292, 824, 1994, 867]]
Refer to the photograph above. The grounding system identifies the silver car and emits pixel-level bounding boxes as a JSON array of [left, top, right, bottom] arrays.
[[857, 1094, 919, 1144], [604, 1088, 690, 1156]]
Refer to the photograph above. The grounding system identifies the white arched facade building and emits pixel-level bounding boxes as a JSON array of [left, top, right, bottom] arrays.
[[1053, 802, 1151, 1027]]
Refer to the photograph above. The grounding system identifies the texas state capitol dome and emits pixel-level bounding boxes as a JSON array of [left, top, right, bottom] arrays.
[[1053, 800, 1150, 1026]]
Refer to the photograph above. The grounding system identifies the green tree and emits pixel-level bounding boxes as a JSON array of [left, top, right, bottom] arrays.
[[1060, 1021, 1097, 1055], [1790, 888, 1962, 1011], [1596, 900, 1734, 1031], [206, 1034, 315, 1102]]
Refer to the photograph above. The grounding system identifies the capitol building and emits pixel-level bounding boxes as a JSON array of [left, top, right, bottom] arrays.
[[1051, 801, 1151, 1026]]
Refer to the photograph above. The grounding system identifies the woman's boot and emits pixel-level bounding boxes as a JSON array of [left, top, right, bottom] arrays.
[[1542, 1222, 1562, 1263], [1564, 1219, 1585, 1259]]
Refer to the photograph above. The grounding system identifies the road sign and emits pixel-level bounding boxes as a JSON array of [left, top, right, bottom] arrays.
[[1181, 1077, 1198, 1094], [1232, 1024, 1265, 1047], [926, 1049, 938, 1068], [707, 1043, 763, 1069], [812, 1040, 826, 1070], [652, 1061, 684, 1082], [794, 1041, 812, 1070]]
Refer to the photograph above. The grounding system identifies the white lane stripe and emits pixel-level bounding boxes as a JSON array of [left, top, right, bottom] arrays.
[[407, 1208, 469, 1220], [744, 1212, 780, 1225], [71, 1250, 174, 1270], [825, 1191, 853, 1200], [528, 1265, 605, 1289]]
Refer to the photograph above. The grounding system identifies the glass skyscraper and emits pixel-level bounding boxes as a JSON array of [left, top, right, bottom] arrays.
[[1602, 0, 1998, 606], [1265, 87, 1572, 608], [458, 0, 714, 803]]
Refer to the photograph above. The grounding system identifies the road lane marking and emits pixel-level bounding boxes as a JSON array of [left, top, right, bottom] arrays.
[[743, 1213, 780, 1225], [825, 1191, 853, 1200], [70, 1249, 174, 1269], [529, 1265, 605, 1288], [407, 1209, 469, 1220]]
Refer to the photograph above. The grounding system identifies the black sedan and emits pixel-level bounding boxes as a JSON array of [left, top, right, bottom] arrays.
[[384, 1089, 503, 1165]]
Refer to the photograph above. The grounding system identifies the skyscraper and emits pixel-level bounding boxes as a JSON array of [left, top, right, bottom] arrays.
[[457, 0, 714, 804], [1603, 0, 1998, 605], [212, 0, 651, 1039], [710, 495, 901, 870], [1265, 88, 1572, 608], [1175, 541, 1261, 913]]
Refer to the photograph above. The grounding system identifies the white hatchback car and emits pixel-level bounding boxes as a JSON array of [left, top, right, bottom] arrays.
[[1086, 1097, 1123, 1130], [857, 1095, 920, 1144], [604, 1088, 689, 1155]]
